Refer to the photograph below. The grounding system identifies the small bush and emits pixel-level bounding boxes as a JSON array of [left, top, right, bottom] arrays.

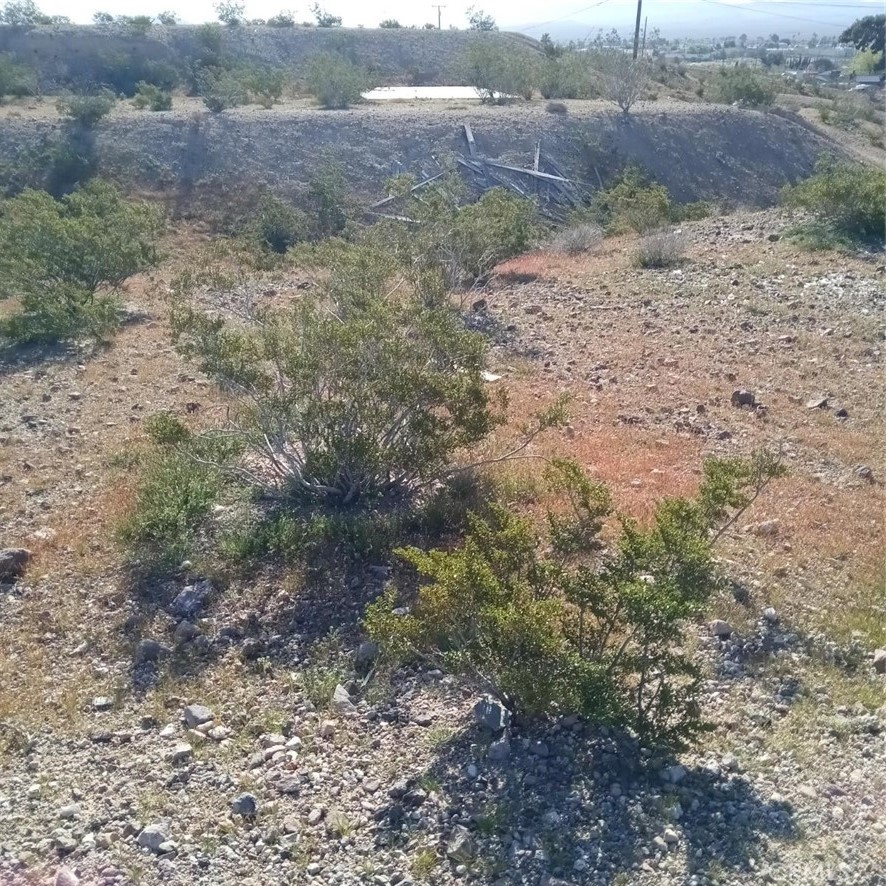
[[711, 65, 775, 108], [132, 81, 172, 111], [170, 247, 505, 504], [0, 181, 163, 344], [57, 91, 115, 127], [548, 222, 603, 254], [539, 53, 591, 100], [243, 65, 285, 108], [307, 163, 350, 237], [366, 453, 785, 748], [461, 40, 535, 103], [592, 168, 672, 234], [118, 437, 237, 567], [545, 100, 568, 114], [251, 194, 309, 253], [0, 52, 37, 100], [634, 229, 686, 268], [267, 11, 295, 27], [782, 158, 886, 248], [304, 53, 371, 109], [197, 66, 248, 112]]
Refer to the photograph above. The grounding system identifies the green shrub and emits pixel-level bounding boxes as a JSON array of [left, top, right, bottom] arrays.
[[266, 11, 295, 26], [0, 181, 163, 344], [539, 52, 592, 100], [782, 158, 886, 248], [197, 66, 248, 112], [592, 168, 672, 234], [304, 52, 371, 109], [593, 50, 649, 113], [0, 52, 37, 100], [366, 453, 785, 748], [170, 248, 505, 505], [132, 81, 172, 111], [251, 194, 309, 253], [388, 179, 538, 289], [461, 40, 536, 103], [711, 65, 775, 108], [243, 65, 285, 108], [118, 437, 236, 567], [307, 163, 350, 237], [57, 91, 115, 127]]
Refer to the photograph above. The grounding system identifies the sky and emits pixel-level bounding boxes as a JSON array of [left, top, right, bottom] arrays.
[[38, 0, 884, 36]]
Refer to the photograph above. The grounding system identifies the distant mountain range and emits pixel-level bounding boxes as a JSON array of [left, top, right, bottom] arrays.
[[507, 1, 879, 41]]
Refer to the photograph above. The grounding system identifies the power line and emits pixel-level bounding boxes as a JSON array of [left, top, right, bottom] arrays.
[[696, 0, 850, 28], [519, 0, 615, 33]]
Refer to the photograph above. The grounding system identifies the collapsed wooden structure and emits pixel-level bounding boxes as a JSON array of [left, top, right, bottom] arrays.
[[366, 123, 590, 223]]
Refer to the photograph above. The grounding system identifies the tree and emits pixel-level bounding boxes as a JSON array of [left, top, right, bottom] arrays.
[[92, 11, 114, 24], [595, 50, 649, 113], [851, 49, 884, 75], [215, 0, 244, 26], [311, 3, 341, 27], [156, 10, 178, 25], [267, 10, 295, 26], [0, 0, 50, 25], [839, 14, 885, 56], [467, 6, 496, 31], [379, 19, 400, 28]]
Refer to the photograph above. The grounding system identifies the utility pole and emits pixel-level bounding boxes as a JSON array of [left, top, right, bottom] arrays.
[[641, 15, 648, 57], [432, 4, 446, 29], [632, 0, 643, 59]]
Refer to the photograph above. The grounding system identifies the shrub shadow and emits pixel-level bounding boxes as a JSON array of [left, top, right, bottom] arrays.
[[373, 718, 796, 884]]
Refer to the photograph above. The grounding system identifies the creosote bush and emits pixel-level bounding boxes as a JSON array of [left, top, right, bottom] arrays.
[[782, 158, 886, 249], [57, 90, 115, 127], [591, 168, 672, 234], [366, 452, 786, 748], [0, 180, 163, 343], [384, 177, 538, 290], [169, 249, 508, 504], [305, 53, 372, 109], [711, 65, 775, 108], [132, 81, 172, 111], [250, 194, 309, 253], [460, 40, 536, 103]]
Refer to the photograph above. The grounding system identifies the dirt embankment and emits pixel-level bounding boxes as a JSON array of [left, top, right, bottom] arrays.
[[0, 100, 849, 207], [0, 24, 537, 90]]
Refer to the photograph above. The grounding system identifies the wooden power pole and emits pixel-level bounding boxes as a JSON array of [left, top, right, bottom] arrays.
[[632, 0, 643, 59], [432, 4, 446, 29]]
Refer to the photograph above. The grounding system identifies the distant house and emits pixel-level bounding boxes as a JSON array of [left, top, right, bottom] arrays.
[[854, 74, 885, 88]]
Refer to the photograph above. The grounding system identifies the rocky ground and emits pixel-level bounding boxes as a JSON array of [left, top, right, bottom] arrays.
[[0, 210, 884, 886]]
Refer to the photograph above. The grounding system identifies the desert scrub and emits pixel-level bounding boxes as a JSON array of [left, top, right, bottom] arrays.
[[57, 90, 116, 126], [782, 158, 886, 248], [633, 229, 686, 268], [383, 178, 538, 289], [366, 452, 785, 748], [132, 81, 172, 111], [304, 53, 372, 109], [710, 65, 775, 108], [169, 246, 507, 505], [118, 415, 243, 568], [548, 222, 603, 255], [0, 180, 163, 344], [460, 39, 536, 103], [590, 168, 672, 234]]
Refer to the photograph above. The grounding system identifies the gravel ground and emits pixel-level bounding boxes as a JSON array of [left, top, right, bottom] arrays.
[[0, 209, 884, 886]]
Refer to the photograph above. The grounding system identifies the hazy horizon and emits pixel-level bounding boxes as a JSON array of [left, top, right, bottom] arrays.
[[30, 0, 883, 38]]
